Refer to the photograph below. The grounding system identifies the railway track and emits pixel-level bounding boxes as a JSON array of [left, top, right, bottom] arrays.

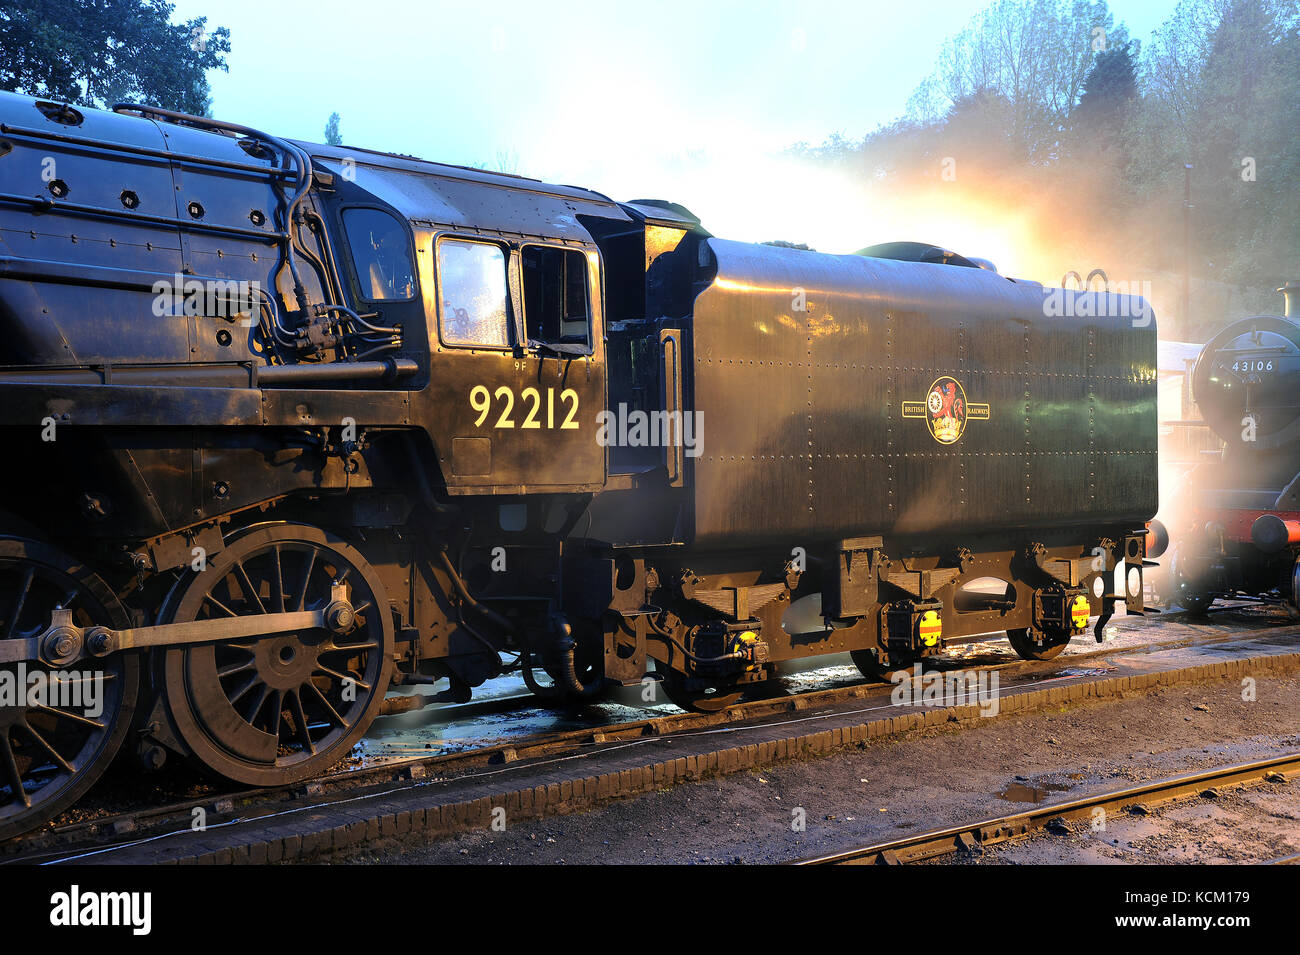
[[792, 753, 1300, 865], [5, 618, 1298, 864]]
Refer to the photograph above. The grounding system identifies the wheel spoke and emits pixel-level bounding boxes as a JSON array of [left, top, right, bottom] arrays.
[[314, 663, 370, 692], [216, 658, 256, 679], [31, 704, 105, 731], [289, 691, 316, 754], [267, 690, 283, 737], [272, 545, 286, 613], [233, 561, 267, 615], [4, 565, 35, 640], [0, 732, 30, 808], [202, 592, 239, 619], [49, 671, 116, 686], [244, 683, 272, 724], [294, 548, 317, 611], [226, 675, 260, 706], [18, 723, 73, 774], [304, 680, 347, 730]]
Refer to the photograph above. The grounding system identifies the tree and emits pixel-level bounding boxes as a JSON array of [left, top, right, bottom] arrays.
[[1075, 40, 1137, 122], [908, 0, 1121, 160], [790, 0, 1299, 338], [324, 112, 342, 145], [761, 240, 815, 251], [1122, 0, 1300, 315], [493, 147, 520, 175], [0, 0, 230, 116]]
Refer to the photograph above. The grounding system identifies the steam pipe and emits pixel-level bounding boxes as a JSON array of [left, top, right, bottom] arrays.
[[431, 552, 603, 700], [0, 357, 417, 387], [435, 550, 515, 635], [114, 104, 315, 331], [548, 614, 605, 699], [519, 633, 564, 700], [645, 614, 747, 664]]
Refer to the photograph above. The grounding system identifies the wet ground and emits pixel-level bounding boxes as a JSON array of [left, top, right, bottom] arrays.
[[353, 600, 1290, 768], [334, 623, 1300, 864]]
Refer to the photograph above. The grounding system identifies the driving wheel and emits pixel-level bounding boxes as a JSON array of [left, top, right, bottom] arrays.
[[160, 523, 393, 786]]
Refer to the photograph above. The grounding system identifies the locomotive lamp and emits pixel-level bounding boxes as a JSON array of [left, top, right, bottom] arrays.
[[1071, 595, 1092, 630], [917, 610, 942, 648]]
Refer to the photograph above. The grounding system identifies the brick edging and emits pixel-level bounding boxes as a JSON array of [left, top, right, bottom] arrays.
[[167, 651, 1300, 864]]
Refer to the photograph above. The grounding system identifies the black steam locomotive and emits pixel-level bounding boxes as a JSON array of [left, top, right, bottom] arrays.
[[0, 91, 1158, 839], [1164, 282, 1300, 613]]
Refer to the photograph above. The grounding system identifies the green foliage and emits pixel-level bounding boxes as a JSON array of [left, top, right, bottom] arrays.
[[1128, 1, 1300, 296], [1076, 39, 1137, 125], [0, 0, 230, 116], [906, 0, 1123, 160], [794, 0, 1300, 339], [324, 112, 342, 146]]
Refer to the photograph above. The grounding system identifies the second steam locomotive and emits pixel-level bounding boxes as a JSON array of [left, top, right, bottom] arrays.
[[0, 91, 1158, 839], [1165, 282, 1300, 613]]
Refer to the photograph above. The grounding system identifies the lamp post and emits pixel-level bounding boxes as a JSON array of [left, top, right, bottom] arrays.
[[1183, 163, 1193, 334]]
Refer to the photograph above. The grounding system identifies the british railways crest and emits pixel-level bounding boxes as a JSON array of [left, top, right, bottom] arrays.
[[901, 376, 990, 445]]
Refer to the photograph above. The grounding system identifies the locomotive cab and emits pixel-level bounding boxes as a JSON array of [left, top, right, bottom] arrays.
[[305, 148, 615, 494]]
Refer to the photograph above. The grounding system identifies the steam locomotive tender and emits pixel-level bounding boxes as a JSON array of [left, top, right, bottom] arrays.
[[0, 91, 1158, 839], [1165, 282, 1300, 612]]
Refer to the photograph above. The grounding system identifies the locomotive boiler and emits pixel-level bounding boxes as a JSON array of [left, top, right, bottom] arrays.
[[0, 91, 1158, 839], [1165, 282, 1300, 612]]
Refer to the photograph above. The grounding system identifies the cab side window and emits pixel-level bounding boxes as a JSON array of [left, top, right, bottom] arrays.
[[343, 208, 416, 301], [437, 238, 510, 348], [521, 245, 590, 348]]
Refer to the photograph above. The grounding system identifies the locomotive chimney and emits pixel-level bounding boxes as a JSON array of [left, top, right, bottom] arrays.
[[1281, 281, 1300, 318]]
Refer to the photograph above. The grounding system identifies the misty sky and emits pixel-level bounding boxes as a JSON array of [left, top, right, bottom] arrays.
[[170, 0, 1184, 251]]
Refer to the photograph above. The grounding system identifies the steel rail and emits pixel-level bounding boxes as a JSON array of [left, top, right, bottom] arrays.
[[793, 752, 1300, 865], [4, 621, 1294, 859]]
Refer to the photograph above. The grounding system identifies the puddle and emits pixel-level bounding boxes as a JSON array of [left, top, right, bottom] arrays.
[[999, 781, 1070, 803]]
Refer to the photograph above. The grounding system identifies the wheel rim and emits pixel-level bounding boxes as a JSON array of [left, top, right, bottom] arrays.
[[653, 661, 743, 713], [1006, 626, 1070, 660], [0, 538, 137, 841], [162, 524, 393, 786], [1168, 548, 1213, 613], [850, 648, 923, 682]]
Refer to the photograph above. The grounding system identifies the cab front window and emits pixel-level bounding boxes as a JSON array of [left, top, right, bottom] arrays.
[[436, 238, 510, 348], [343, 208, 416, 301]]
